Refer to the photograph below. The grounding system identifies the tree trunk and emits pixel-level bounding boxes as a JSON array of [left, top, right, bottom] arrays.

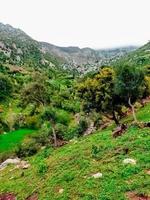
[[112, 110, 120, 125], [52, 127, 57, 147], [128, 97, 137, 122]]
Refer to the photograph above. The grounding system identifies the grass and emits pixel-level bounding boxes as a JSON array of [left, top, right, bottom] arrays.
[[1, 104, 150, 199], [0, 129, 35, 153]]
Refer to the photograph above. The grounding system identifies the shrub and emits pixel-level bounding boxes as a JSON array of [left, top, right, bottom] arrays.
[[32, 122, 52, 146], [144, 76, 150, 96], [0, 74, 13, 101], [91, 145, 101, 159], [56, 109, 71, 125], [37, 161, 48, 176], [64, 119, 88, 140], [38, 147, 53, 159], [25, 115, 41, 129], [16, 139, 40, 157], [55, 123, 67, 139], [77, 118, 88, 136]]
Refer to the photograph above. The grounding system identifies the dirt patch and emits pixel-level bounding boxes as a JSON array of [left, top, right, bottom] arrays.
[[126, 192, 150, 200], [0, 193, 16, 200], [26, 193, 38, 200], [146, 169, 150, 175]]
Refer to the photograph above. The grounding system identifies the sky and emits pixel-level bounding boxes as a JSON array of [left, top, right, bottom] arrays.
[[1, 0, 150, 48]]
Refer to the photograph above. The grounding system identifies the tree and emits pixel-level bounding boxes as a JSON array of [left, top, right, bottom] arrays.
[[21, 73, 51, 106], [42, 108, 58, 147], [115, 65, 145, 122], [77, 67, 121, 125], [0, 74, 13, 101]]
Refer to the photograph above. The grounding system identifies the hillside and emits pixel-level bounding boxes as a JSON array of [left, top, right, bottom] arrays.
[[0, 23, 137, 74], [1, 103, 150, 200], [114, 41, 150, 67], [1, 22, 150, 200], [0, 23, 62, 70], [40, 43, 137, 73]]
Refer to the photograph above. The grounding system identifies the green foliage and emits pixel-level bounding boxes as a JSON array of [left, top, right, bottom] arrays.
[[21, 81, 50, 106], [25, 115, 41, 129], [37, 161, 48, 176], [0, 129, 34, 153], [38, 147, 53, 159], [0, 73, 13, 101], [115, 65, 145, 103], [91, 145, 101, 159], [65, 118, 88, 140], [16, 139, 39, 157], [77, 67, 116, 113], [1, 103, 150, 199], [144, 76, 150, 96]]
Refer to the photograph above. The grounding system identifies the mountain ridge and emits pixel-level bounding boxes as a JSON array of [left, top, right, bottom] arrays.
[[0, 22, 138, 73]]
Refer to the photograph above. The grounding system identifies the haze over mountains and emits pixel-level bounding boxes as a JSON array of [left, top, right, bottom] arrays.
[[0, 23, 138, 73]]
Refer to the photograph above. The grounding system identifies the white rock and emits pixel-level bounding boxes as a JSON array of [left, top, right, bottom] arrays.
[[17, 161, 30, 169], [0, 158, 30, 170], [0, 158, 21, 169], [59, 189, 64, 194], [123, 158, 136, 165], [92, 172, 103, 178]]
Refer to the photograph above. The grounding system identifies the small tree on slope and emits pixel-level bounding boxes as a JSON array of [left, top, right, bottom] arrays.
[[115, 65, 145, 122]]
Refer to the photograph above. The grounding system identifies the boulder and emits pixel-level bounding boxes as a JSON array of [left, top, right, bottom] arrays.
[[92, 172, 103, 178], [58, 189, 64, 194], [123, 158, 136, 165], [0, 158, 30, 170]]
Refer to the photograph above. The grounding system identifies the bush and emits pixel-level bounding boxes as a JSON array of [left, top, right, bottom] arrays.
[[91, 145, 101, 159], [25, 115, 41, 129], [64, 119, 88, 140], [62, 101, 80, 113], [0, 74, 13, 101], [37, 161, 48, 176], [16, 139, 40, 157], [56, 109, 71, 125], [38, 147, 53, 159], [31, 122, 53, 146], [78, 118, 88, 136], [42, 107, 71, 126], [144, 76, 150, 96]]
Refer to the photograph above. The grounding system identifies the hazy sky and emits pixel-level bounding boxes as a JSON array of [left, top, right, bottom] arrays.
[[1, 0, 150, 48]]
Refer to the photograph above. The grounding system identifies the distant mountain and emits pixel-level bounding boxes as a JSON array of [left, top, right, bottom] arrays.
[[0, 23, 60, 69], [0, 22, 138, 74], [40, 42, 138, 73]]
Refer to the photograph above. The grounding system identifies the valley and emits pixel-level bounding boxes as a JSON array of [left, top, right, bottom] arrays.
[[1, 22, 150, 200]]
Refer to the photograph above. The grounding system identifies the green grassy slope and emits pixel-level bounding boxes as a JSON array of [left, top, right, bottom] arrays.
[[1, 104, 150, 200], [0, 129, 35, 153]]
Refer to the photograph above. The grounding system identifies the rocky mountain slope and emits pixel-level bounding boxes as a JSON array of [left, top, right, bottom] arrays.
[[0, 22, 137, 74], [40, 42, 138, 73], [0, 23, 60, 69]]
